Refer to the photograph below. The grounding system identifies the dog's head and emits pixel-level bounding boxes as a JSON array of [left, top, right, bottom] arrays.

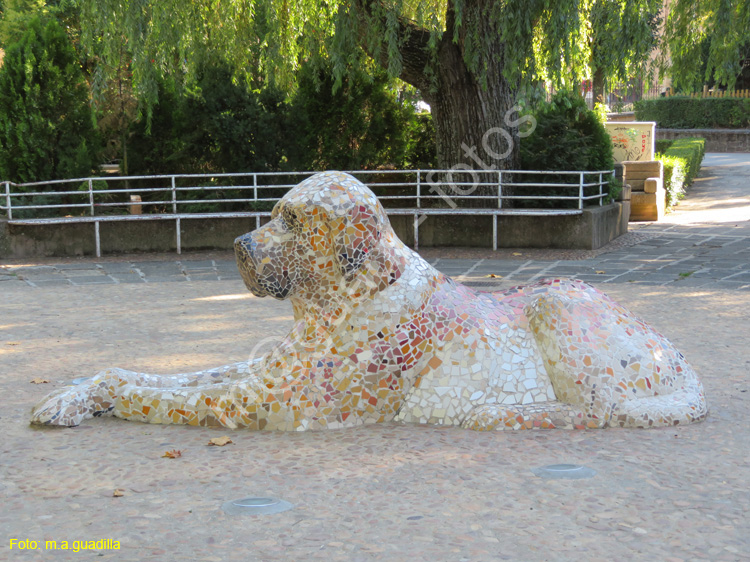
[[234, 172, 403, 301]]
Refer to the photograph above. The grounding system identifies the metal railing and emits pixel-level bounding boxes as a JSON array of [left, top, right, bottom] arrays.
[[1, 169, 614, 255]]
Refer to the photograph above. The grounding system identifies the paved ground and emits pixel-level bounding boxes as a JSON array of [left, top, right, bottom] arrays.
[[1, 154, 748, 561]]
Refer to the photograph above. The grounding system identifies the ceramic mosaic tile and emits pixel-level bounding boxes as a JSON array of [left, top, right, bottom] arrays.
[[31, 172, 708, 430]]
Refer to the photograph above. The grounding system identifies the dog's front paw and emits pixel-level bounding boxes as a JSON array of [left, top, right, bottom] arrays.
[[30, 384, 113, 427]]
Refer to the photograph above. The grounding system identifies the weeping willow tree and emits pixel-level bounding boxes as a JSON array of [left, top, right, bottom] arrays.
[[74, 0, 676, 169], [589, 0, 662, 105], [664, 0, 750, 91]]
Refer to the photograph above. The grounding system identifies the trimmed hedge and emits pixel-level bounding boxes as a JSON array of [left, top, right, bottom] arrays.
[[657, 137, 705, 208], [634, 97, 750, 129], [655, 139, 674, 154]]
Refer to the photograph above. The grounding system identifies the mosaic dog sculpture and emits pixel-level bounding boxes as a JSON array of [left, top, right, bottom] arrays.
[[31, 172, 708, 430]]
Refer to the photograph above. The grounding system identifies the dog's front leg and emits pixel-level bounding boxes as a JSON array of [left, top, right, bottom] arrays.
[[30, 361, 258, 427]]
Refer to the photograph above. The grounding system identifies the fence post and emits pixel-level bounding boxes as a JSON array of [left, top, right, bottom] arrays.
[[579, 172, 584, 210], [497, 171, 503, 208], [88, 179, 94, 216], [171, 176, 177, 214], [4, 181, 11, 220], [253, 173, 259, 230], [599, 172, 603, 206], [94, 221, 101, 257], [416, 170, 421, 209], [176, 217, 181, 255], [413, 214, 419, 250]]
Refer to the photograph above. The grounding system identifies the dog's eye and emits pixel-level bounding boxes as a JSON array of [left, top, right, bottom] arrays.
[[282, 208, 300, 231]]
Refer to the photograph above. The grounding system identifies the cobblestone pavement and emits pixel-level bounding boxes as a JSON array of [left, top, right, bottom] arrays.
[[2, 154, 748, 291], [1, 154, 748, 561]]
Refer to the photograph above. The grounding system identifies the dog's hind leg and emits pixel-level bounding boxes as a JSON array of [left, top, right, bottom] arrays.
[[525, 287, 708, 428], [610, 390, 708, 427]]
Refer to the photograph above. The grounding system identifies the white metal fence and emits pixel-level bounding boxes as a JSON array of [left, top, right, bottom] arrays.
[[1, 169, 614, 255]]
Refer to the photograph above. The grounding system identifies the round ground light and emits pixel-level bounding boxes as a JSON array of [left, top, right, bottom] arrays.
[[531, 463, 597, 480], [221, 497, 294, 516]]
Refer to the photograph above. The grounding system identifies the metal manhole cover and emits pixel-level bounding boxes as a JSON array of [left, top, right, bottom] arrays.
[[531, 464, 596, 479], [221, 497, 293, 515]]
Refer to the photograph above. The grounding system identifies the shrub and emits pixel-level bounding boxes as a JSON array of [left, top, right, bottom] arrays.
[[126, 65, 290, 213], [634, 97, 750, 129], [287, 63, 415, 171], [657, 137, 705, 208], [128, 66, 288, 177], [521, 92, 614, 172], [0, 16, 100, 185], [655, 139, 674, 154], [520, 92, 615, 207], [403, 113, 437, 169]]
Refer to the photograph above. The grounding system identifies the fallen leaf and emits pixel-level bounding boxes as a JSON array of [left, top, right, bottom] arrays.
[[512, 252, 523, 256], [208, 436, 233, 447], [113, 489, 125, 497], [162, 449, 182, 459], [595, 270, 607, 275], [30, 377, 50, 384], [484, 274, 502, 279], [6, 342, 19, 346]]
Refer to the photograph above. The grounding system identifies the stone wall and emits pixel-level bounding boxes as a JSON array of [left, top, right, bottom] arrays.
[[0, 204, 628, 258], [656, 129, 750, 152]]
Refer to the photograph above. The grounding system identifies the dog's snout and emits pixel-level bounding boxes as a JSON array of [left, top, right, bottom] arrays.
[[234, 232, 268, 297], [234, 232, 255, 254]]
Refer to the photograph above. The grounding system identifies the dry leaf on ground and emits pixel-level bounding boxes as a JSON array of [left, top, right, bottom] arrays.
[[113, 489, 125, 497], [485, 274, 502, 279], [30, 378, 50, 384], [162, 449, 182, 459], [595, 270, 607, 274], [6, 342, 19, 346], [512, 252, 523, 256], [208, 436, 233, 447]]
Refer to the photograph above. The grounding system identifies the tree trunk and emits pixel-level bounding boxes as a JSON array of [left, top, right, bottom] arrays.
[[592, 65, 605, 106], [429, 39, 519, 172], [423, 2, 519, 206], [353, 0, 520, 203]]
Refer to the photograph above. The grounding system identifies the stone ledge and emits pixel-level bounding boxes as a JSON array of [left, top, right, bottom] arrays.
[[657, 128, 750, 153], [1, 204, 629, 257]]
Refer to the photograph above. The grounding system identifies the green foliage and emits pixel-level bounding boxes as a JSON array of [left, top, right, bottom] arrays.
[[0, 0, 46, 47], [125, 79, 186, 175], [635, 97, 750, 129], [664, 1, 750, 90], [0, 15, 99, 186], [124, 66, 289, 213], [589, 0, 662, 86], [519, 92, 615, 208], [521, 92, 614, 172], [70, 0, 670, 117], [655, 139, 674, 154], [657, 138, 705, 208], [128, 64, 288, 177], [403, 113, 437, 169], [286, 63, 415, 171], [121, 59, 430, 213]]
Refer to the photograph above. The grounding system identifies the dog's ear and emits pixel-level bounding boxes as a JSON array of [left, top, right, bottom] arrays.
[[329, 204, 383, 278]]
